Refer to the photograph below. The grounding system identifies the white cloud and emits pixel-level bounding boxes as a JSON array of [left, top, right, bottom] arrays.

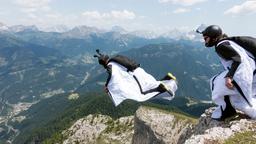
[[15, 0, 51, 8], [13, 0, 54, 26], [82, 11, 102, 19], [14, 0, 51, 13], [45, 14, 61, 19], [0, 11, 4, 16], [159, 0, 207, 6], [21, 10, 137, 30], [224, 1, 256, 15], [82, 10, 136, 20], [173, 8, 190, 13], [21, 8, 37, 13], [111, 10, 136, 19], [27, 13, 37, 19], [195, 7, 201, 11]]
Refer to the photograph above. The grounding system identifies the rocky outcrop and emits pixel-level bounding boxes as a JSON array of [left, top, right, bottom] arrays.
[[132, 106, 196, 144], [133, 106, 256, 144], [62, 114, 134, 144], [185, 107, 256, 144]]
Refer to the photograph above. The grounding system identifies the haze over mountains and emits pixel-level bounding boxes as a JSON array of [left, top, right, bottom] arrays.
[[0, 22, 202, 41], [0, 22, 221, 143]]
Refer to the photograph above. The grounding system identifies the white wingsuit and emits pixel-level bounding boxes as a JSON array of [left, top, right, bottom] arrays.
[[211, 40, 256, 119], [106, 62, 178, 106]]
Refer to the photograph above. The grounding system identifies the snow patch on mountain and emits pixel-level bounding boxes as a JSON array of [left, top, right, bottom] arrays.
[[0, 22, 8, 31], [9, 25, 38, 32], [39, 25, 71, 33]]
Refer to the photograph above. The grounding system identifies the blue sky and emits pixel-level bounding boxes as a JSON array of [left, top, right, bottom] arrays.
[[0, 0, 256, 36]]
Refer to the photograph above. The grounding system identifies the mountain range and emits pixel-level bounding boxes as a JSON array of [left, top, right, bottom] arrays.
[[0, 22, 202, 41]]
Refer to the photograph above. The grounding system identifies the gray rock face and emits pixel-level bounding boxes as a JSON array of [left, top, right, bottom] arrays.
[[62, 114, 134, 144], [132, 106, 195, 144], [185, 107, 256, 144]]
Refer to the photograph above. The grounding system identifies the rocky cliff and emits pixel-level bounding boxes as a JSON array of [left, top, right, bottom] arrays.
[[63, 114, 134, 144], [63, 106, 256, 144], [132, 106, 196, 144], [185, 107, 256, 144]]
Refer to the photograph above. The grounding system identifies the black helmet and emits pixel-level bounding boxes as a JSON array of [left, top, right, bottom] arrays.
[[202, 25, 222, 38], [94, 49, 109, 68]]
